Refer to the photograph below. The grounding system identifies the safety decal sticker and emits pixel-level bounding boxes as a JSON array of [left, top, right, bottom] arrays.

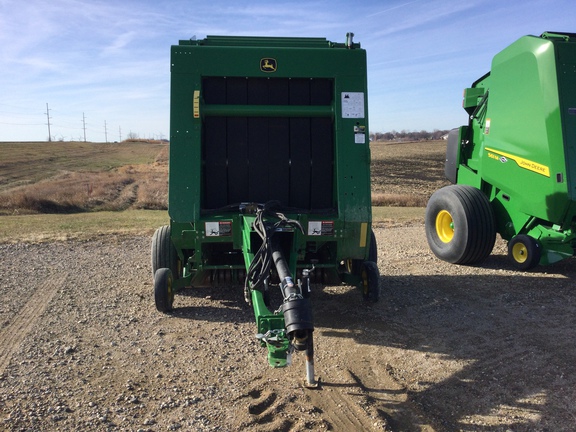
[[485, 147, 550, 177], [354, 125, 366, 144], [341, 92, 365, 118], [308, 221, 334, 236], [206, 221, 232, 237]]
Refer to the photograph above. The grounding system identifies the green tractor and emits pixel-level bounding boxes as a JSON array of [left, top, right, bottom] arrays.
[[426, 32, 576, 270], [152, 34, 379, 386]]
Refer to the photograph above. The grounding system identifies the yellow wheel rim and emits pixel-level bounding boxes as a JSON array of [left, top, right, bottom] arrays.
[[436, 210, 454, 243], [512, 242, 528, 263], [345, 259, 354, 273], [167, 274, 174, 302]]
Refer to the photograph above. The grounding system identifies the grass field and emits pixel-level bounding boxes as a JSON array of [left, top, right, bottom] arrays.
[[0, 139, 442, 242], [0, 207, 425, 243], [0, 141, 168, 214]]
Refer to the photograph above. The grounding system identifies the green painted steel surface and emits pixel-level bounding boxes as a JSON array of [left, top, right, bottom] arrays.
[[168, 35, 373, 271], [453, 32, 576, 264]]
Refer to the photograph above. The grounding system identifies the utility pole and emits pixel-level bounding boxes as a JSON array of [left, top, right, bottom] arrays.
[[45, 103, 52, 142], [119, 126, 122, 142], [104, 120, 108, 143], [82, 112, 87, 142]]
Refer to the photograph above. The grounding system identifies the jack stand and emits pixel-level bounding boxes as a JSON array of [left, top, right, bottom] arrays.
[[304, 332, 319, 388]]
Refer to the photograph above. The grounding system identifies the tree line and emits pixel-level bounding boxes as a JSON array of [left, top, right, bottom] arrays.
[[370, 129, 450, 142]]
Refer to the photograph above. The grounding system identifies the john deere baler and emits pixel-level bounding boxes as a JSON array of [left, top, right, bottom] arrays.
[[151, 34, 379, 385], [426, 32, 576, 270]]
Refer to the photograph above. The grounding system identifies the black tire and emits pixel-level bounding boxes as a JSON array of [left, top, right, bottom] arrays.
[[345, 229, 378, 276], [508, 235, 541, 270], [425, 185, 496, 264], [154, 268, 174, 312], [368, 229, 378, 263], [151, 225, 179, 279], [360, 261, 380, 303]]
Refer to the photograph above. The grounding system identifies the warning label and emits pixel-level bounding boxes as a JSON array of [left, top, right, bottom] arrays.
[[308, 221, 334, 236], [206, 221, 232, 237], [341, 92, 365, 118]]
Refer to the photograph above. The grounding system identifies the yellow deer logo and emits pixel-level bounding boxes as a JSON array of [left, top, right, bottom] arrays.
[[260, 58, 277, 72]]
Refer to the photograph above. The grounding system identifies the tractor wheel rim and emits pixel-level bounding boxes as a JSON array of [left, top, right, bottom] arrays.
[[512, 243, 528, 263], [436, 210, 454, 243]]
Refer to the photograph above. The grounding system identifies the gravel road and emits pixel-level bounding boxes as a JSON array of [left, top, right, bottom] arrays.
[[1, 224, 576, 431]]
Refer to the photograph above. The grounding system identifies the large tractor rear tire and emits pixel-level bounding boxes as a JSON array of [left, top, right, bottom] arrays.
[[425, 185, 496, 264], [151, 225, 180, 279], [508, 234, 541, 270]]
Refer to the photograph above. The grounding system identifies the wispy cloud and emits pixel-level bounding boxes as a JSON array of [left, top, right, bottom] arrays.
[[367, 0, 425, 18], [1, 0, 576, 140]]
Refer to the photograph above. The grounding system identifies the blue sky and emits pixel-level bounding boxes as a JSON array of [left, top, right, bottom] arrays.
[[0, 0, 574, 142]]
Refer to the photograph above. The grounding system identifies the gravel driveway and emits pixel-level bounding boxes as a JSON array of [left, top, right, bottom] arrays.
[[1, 225, 576, 431]]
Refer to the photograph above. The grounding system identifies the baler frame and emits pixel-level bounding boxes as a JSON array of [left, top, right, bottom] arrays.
[[152, 34, 379, 384]]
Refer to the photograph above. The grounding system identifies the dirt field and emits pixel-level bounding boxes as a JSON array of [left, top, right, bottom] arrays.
[[2, 141, 576, 431]]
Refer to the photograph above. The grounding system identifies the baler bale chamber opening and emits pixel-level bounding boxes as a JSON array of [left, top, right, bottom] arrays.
[[151, 34, 379, 384]]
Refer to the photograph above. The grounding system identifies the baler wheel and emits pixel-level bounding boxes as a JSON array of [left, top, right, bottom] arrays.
[[151, 225, 180, 279], [345, 229, 378, 276], [508, 235, 541, 270], [369, 229, 378, 263], [360, 261, 380, 303], [425, 185, 496, 264], [154, 268, 174, 313]]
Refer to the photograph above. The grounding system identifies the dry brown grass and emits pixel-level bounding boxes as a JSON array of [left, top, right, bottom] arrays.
[[0, 142, 168, 214], [371, 192, 428, 207], [0, 139, 449, 214]]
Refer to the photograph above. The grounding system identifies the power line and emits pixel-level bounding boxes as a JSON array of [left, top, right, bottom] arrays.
[[0, 121, 44, 126]]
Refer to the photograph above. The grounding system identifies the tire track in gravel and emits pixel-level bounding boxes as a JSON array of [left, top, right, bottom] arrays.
[[0, 273, 67, 375]]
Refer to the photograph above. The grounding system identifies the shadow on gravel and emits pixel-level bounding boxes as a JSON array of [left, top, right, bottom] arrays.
[[166, 254, 576, 431], [313, 262, 576, 431], [170, 285, 254, 323]]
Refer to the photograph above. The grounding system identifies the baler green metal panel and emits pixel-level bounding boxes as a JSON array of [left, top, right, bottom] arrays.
[[170, 36, 370, 223], [477, 36, 567, 226], [556, 40, 576, 204], [168, 35, 373, 269]]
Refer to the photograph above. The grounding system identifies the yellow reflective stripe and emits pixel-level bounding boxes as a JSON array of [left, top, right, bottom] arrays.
[[359, 222, 368, 248], [485, 147, 550, 177]]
